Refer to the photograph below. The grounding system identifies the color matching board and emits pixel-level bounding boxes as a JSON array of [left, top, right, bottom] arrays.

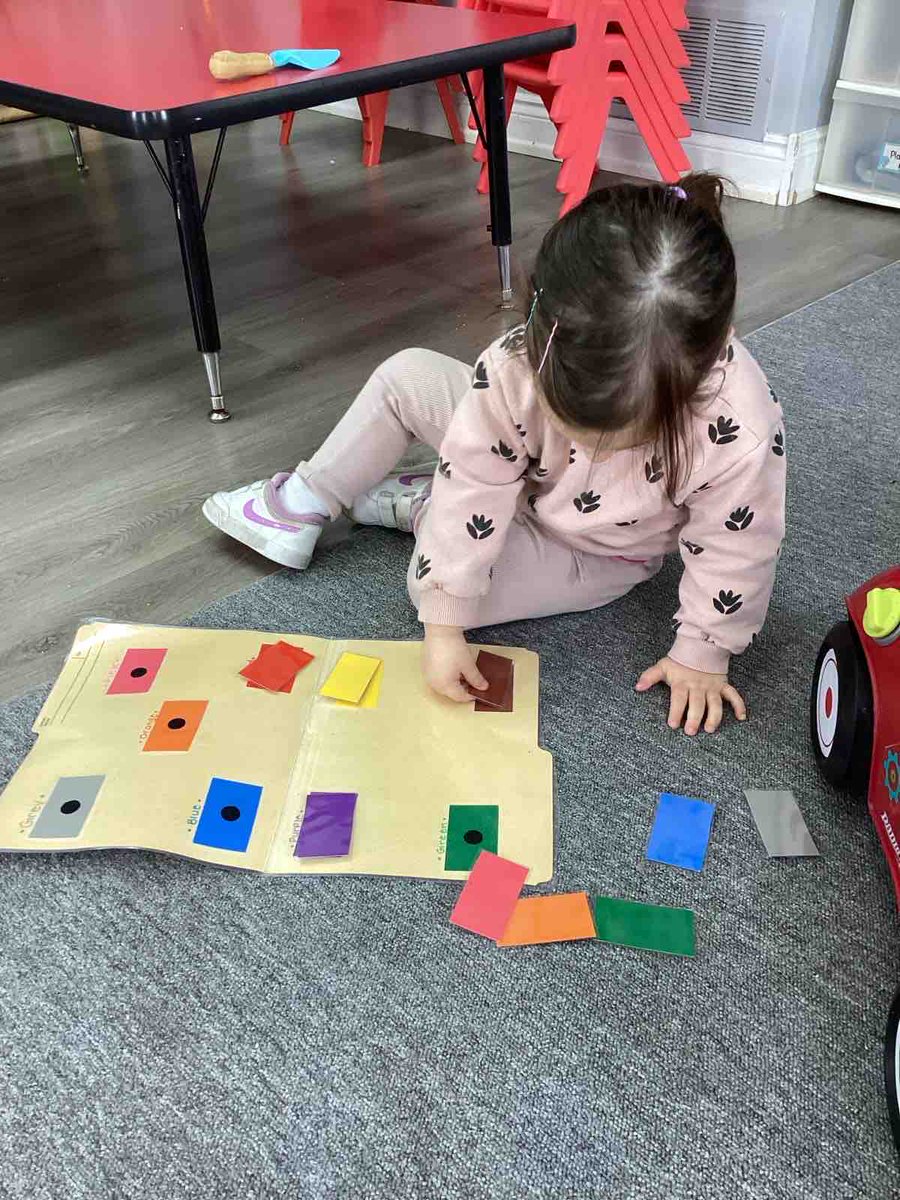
[[0, 623, 554, 881]]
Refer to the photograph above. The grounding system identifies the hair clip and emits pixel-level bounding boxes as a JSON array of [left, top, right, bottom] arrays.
[[669, 185, 688, 201], [538, 319, 559, 375], [525, 287, 543, 330]]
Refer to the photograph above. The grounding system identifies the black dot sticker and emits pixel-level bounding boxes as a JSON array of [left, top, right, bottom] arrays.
[[167, 717, 187, 730], [60, 799, 81, 815], [130, 666, 148, 678], [463, 829, 484, 846], [220, 805, 241, 822]]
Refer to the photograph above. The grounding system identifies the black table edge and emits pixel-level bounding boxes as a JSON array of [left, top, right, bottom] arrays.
[[0, 26, 575, 140]]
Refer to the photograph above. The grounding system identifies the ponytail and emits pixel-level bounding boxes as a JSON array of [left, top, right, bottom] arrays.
[[669, 171, 732, 226]]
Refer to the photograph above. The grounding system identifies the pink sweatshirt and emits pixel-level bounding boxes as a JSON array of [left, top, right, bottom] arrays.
[[414, 332, 786, 674]]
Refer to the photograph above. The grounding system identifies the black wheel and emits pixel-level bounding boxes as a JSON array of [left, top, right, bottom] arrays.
[[810, 619, 873, 793], [885, 987, 900, 1156]]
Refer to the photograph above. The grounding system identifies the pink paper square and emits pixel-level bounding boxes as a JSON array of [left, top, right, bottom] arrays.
[[450, 850, 529, 940], [107, 648, 167, 694]]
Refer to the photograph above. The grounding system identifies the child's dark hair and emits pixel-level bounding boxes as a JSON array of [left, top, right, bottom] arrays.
[[526, 173, 736, 499]]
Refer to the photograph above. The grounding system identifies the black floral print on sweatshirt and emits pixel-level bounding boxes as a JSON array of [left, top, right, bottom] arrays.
[[573, 490, 601, 515], [466, 514, 495, 540], [708, 416, 740, 446], [713, 589, 743, 615], [645, 454, 664, 484], [725, 506, 754, 532]]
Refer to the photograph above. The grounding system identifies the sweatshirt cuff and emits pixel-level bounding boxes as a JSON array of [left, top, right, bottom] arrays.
[[417, 588, 482, 630], [668, 633, 731, 675]]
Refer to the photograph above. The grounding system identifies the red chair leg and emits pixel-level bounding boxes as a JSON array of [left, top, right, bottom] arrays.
[[435, 78, 465, 143], [556, 68, 688, 182], [555, 91, 616, 214], [615, 75, 690, 178], [611, 41, 691, 139], [279, 112, 295, 146], [553, 35, 689, 156], [655, 0, 689, 28], [645, 0, 689, 36], [359, 91, 390, 167], [622, 0, 690, 70]]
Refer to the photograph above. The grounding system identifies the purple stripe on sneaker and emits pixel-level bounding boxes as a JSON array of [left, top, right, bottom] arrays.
[[243, 499, 319, 533], [397, 472, 434, 487]]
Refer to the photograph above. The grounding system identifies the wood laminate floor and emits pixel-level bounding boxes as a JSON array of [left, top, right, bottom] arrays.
[[2, 113, 899, 701]]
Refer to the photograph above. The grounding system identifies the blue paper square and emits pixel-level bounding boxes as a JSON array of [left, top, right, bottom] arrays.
[[193, 777, 262, 854], [647, 792, 715, 872]]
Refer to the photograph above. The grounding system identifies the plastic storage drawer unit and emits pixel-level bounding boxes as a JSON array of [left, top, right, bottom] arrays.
[[817, 84, 900, 208]]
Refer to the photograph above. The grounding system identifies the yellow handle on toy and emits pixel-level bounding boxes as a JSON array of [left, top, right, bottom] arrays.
[[209, 51, 275, 81], [863, 587, 900, 641]]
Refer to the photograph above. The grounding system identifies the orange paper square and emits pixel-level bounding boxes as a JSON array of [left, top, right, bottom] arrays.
[[497, 892, 596, 946], [143, 700, 208, 752]]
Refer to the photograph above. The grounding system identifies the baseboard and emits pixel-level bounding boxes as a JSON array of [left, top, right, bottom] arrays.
[[315, 85, 828, 207]]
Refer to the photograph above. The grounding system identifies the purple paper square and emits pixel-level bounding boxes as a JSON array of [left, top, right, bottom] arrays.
[[294, 792, 357, 858]]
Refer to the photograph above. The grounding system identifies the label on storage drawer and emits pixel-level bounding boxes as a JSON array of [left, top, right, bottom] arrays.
[[877, 142, 900, 173]]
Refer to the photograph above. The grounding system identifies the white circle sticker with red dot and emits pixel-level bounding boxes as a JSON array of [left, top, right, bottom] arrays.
[[816, 649, 839, 757]]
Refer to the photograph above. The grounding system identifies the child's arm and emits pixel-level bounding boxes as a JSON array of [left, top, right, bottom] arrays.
[[637, 426, 786, 733], [670, 432, 786, 671], [412, 352, 528, 632]]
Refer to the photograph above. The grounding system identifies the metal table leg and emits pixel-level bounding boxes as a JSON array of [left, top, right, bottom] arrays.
[[482, 64, 513, 305], [65, 124, 88, 175], [163, 133, 229, 422]]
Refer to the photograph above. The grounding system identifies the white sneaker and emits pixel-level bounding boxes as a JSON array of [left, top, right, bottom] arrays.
[[202, 472, 326, 569], [350, 466, 435, 532]]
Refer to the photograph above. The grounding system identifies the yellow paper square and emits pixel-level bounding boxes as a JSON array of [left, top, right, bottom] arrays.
[[337, 660, 383, 709], [320, 653, 382, 704]]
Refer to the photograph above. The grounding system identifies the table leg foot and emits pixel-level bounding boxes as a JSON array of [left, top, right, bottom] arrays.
[[498, 245, 513, 306], [66, 124, 89, 175], [203, 351, 231, 422]]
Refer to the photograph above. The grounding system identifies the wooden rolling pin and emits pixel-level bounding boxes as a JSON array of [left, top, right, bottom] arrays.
[[209, 49, 341, 81]]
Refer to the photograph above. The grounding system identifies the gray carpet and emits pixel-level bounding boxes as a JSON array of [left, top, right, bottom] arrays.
[[2, 263, 900, 1200]]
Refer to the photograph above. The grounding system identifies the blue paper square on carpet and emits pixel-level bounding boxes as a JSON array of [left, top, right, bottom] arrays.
[[647, 792, 715, 872]]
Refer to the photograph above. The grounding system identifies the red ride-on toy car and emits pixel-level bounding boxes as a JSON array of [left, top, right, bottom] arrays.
[[811, 566, 900, 1150]]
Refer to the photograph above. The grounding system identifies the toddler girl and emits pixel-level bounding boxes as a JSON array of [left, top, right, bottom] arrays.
[[204, 173, 785, 735]]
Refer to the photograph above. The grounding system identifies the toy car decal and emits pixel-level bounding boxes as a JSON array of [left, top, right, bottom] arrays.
[[885, 748, 900, 804], [815, 649, 839, 757]]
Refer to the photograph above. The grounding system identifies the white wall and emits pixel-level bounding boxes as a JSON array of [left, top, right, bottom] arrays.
[[800, 0, 854, 128], [767, 0, 853, 134]]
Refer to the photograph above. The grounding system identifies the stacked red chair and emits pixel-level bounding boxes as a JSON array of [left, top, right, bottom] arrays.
[[277, 0, 464, 164], [461, 0, 693, 215]]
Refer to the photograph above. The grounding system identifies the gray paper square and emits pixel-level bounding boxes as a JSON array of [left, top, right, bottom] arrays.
[[743, 789, 819, 857], [30, 776, 104, 839]]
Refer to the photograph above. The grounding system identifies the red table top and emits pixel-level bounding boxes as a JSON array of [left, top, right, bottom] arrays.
[[0, 0, 573, 139]]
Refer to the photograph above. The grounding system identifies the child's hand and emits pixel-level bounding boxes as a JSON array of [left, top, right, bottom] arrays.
[[635, 656, 747, 735], [423, 624, 489, 703]]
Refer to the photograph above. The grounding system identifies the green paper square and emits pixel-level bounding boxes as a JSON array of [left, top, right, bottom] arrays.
[[593, 896, 696, 957], [444, 805, 499, 871]]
